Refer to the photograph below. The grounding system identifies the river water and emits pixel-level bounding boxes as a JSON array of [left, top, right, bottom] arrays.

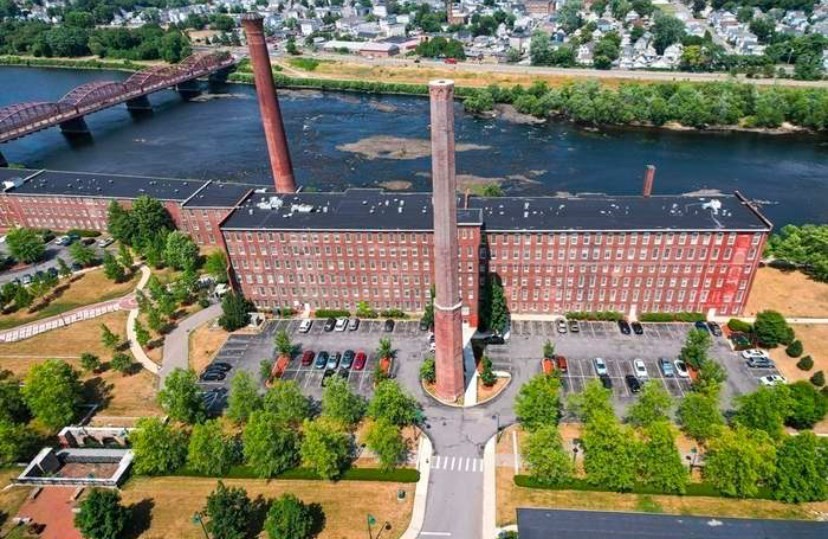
[[1, 66, 826, 226]]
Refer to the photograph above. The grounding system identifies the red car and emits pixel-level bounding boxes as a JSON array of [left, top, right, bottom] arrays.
[[555, 355, 568, 373], [353, 351, 367, 371], [301, 350, 315, 366], [444, 58, 458, 64]]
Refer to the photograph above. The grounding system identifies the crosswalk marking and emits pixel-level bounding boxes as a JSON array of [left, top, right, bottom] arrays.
[[430, 456, 483, 474]]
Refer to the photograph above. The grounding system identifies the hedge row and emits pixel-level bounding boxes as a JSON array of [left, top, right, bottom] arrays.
[[727, 318, 754, 333], [0, 55, 141, 72], [380, 308, 409, 319], [564, 311, 624, 321], [173, 465, 419, 483], [66, 228, 102, 238], [314, 309, 351, 319], [639, 312, 706, 322], [514, 475, 774, 500]]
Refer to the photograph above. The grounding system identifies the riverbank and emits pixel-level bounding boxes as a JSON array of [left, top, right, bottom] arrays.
[[0, 55, 156, 72]]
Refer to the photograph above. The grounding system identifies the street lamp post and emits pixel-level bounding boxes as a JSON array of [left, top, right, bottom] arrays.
[[191, 512, 209, 539]]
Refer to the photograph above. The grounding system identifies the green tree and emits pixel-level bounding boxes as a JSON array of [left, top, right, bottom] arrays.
[[131, 417, 188, 475], [652, 13, 685, 54], [365, 418, 407, 471], [117, 243, 134, 270], [109, 352, 134, 375], [188, 419, 235, 476], [515, 373, 562, 431], [558, 0, 583, 33], [754, 310, 794, 347], [264, 493, 316, 539], [5, 227, 45, 264], [204, 481, 251, 539], [488, 276, 509, 335], [734, 385, 792, 439], [219, 292, 253, 331], [69, 241, 96, 267], [704, 425, 776, 498], [80, 352, 101, 373], [57, 257, 72, 278], [263, 381, 311, 427], [204, 251, 228, 283], [157, 368, 206, 424], [567, 379, 614, 424], [74, 489, 128, 539], [274, 329, 294, 357], [130, 196, 174, 248], [367, 380, 419, 427], [226, 371, 262, 423], [785, 340, 803, 357], [419, 357, 435, 384], [582, 412, 638, 491], [676, 391, 724, 441], [637, 421, 688, 494], [481, 183, 504, 197], [134, 320, 150, 348], [300, 418, 351, 480], [242, 410, 299, 477], [12, 285, 33, 310], [772, 432, 828, 503], [522, 424, 573, 485], [0, 371, 30, 424], [107, 201, 134, 245], [786, 381, 828, 429], [322, 376, 366, 427], [163, 230, 200, 271], [626, 381, 673, 427], [102, 252, 125, 282], [22, 359, 82, 430], [0, 419, 36, 466], [679, 328, 712, 370]]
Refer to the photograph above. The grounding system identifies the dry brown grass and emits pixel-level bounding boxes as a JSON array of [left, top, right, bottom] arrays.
[[0, 469, 32, 535], [0, 270, 138, 330], [120, 476, 414, 539], [188, 320, 228, 374], [744, 267, 828, 318]]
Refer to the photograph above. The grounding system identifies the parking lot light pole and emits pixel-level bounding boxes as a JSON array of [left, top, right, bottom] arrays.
[[191, 512, 209, 539]]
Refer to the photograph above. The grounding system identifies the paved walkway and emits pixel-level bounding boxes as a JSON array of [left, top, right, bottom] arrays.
[[126, 266, 159, 374], [159, 303, 222, 387], [712, 315, 828, 325]]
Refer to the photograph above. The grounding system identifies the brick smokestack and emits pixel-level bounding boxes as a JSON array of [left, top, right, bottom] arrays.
[[642, 164, 655, 198], [429, 79, 465, 403], [241, 13, 296, 194]]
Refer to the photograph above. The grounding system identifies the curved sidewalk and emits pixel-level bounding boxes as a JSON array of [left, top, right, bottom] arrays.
[[125, 266, 160, 374], [158, 303, 222, 387]]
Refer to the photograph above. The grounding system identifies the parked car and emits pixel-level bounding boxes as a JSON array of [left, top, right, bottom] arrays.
[[326, 352, 341, 370], [555, 356, 568, 373], [321, 369, 336, 387], [707, 322, 722, 337], [348, 318, 360, 331], [593, 357, 608, 376], [208, 362, 233, 372], [674, 360, 689, 378], [200, 371, 226, 382], [341, 350, 355, 369], [314, 351, 329, 369], [631, 322, 644, 335], [741, 349, 769, 360], [444, 57, 458, 64], [384, 319, 395, 332], [337, 367, 350, 380], [46, 267, 58, 278], [747, 357, 775, 369], [568, 320, 580, 333], [633, 359, 648, 379], [694, 320, 710, 333], [599, 374, 613, 389], [55, 235, 72, 246], [618, 320, 631, 335], [419, 318, 431, 332], [625, 374, 642, 393], [298, 319, 313, 333], [760, 374, 787, 386], [301, 350, 315, 366], [483, 334, 505, 345], [70, 262, 83, 272], [334, 318, 348, 332], [556, 319, 568, 334], [658, 358, 675, 377], [323, 318, 336, 332], [21, 274, 32, 285], [97, 237, 114, 248], [353, 351, 367, 371]]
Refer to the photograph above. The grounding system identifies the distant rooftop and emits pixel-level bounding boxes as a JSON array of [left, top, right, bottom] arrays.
[[184, 181, 253, 208], [221, 189, 771, 233]]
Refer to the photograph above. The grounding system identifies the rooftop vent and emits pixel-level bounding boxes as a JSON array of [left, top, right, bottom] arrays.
[[702, 199, 723, 215]]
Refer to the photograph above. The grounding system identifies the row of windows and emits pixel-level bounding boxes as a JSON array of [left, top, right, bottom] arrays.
[[508, 302, 741, 316], [488, 231, 761, 247], [22, 217, 105, 231], [244, 284, 475, 302], [510, 287, 745, 305], [488, 246, 758, 263], [500, 275, 750, 290], [491, 263, 752, 277], [227, 231, 436, 245]]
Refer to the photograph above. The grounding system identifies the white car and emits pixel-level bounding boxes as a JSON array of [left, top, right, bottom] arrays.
[[556, 319, 568, 334], [741, 349, 769, 360], [97, 237, 114, 248], [674, 360, 690, 378], [759, 374, 787, 386], [334, 318, 348, 332], [633, 359, 648, 379], [593, 357, 608, 376], [298, 319, 312, 333]]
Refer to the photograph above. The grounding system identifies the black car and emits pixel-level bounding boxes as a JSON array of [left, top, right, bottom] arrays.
[[46, 267, 59, 278], [384, 319, 395, 332], [419, 318, 432, 332], [207, 362, 233, 372], [323, 318, 336, 332], [631, 321, 644, 335], [694, 320, 710, 333], [599, 374, 613, 389], [200, 370, 226, 382], [625, 374, 642, 393], [483, 334, 506, 345], [618, 320, 632, 335], [337, 367, 350, 380], [341, 350, 355, 369], [707, 322, 722, 337], [321, 369, 336, 387]]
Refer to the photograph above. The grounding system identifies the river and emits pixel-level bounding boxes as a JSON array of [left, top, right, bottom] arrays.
[[1, 66, 826, 226]]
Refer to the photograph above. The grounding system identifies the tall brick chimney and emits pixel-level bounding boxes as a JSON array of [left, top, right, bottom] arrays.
[[429, 79, 465, 403], [642, 164, 655, 198], [241, 13, 296, 194]]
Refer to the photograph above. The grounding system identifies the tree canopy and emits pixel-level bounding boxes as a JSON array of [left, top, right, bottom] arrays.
[[522, 424, 573, 486], [204, 481, 251, 539], [131, 417, 188, 475], [626, 381, 673, 428], [300, 418, 351, 480], [22, 359, 82, 430], [242, 410, 299, 478], [74, 489, 128, 539], [226, 371, 262, 423], [772, 432, 828, 503], [704, 425, 776, 498], [367, 380, 419, 427], [264, 493, 317, 539], [187, 419, 236, 476], [767, 224, 828, 282], [753, 310, 794, 347], [5, 227, 45, 264], [364, 419, 407, 472], [515, 374, 562, 431], [263, 381, 311, 427], [321, 376, 366, 427], [157, 368, 206, 424]]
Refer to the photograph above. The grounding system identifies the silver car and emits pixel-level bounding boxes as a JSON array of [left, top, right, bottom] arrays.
[[593, 357, 608, 376]]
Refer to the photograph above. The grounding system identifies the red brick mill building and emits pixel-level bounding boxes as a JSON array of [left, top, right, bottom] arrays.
[[0, 167, 772, 325]]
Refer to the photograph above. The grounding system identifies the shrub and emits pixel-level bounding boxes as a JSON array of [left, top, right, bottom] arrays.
[[810, 371, 825, 387], [565, 311, 624, 321], [785, 340, 803, 358], [727, 318, 753, 333], [480, 357, 497, 387], [419, 358, 435, 384], [797, 355, 814, 371], [314, 309, 350, 319], [66, 228, 101, 238], [639, 312, 705, 322], [380, 308, 408, 319]]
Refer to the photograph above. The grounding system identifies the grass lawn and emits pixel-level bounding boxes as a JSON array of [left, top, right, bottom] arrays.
[[0, 469, 31, 536], [120, 476, 414, 539], [744, 267, 828, 318], [188, 320, 228, 374], [0, 269, 139, 330]]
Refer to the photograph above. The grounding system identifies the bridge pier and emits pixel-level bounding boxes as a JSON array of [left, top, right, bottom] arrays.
[[0, 151, 7, 168], [126, 95, 153, 113], [59, 117, 91, 137], [176, 80, 202, 101]]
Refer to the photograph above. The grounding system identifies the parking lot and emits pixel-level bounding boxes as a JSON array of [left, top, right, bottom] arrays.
[[199, 318, 431, 402]]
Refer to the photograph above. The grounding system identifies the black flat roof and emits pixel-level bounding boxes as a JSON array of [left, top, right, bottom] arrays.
[[183, 181, 253, 208], [221, 189, 771, 233], [0, 168, 39, 187], [517, 508, 828, 539]]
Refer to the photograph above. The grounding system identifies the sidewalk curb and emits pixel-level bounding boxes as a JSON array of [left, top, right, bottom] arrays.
[[482, 434, 497, 539], [400, 435, 433, 539]]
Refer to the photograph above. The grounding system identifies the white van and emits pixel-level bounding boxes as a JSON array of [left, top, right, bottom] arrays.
[[298, 319, 313, 333]]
